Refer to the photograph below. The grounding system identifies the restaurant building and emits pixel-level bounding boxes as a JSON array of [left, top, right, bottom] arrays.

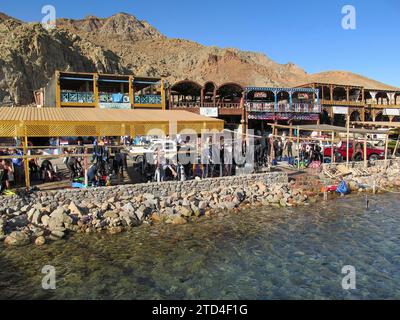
[[34, 71, 166, 110], [297, 82, 400, 126]]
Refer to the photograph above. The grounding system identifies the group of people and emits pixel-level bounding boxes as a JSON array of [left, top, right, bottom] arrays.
[[0, 146, 57, 193], [299, 142, 323, 163], [63, 138, 127, 187], [253, 132, 294, 165], [148, 136, 235, 183]]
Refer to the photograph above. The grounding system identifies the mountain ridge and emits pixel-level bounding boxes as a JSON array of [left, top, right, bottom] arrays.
[[0, 11, 397, 105]]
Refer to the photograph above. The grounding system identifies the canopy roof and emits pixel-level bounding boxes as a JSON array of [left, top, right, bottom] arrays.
[[0, 107, 223, 137], [272, 123, 390, 135]]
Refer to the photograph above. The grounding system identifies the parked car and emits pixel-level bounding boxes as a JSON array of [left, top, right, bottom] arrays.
[[129, 139, 178, 163], [323, 141, 385, 161]]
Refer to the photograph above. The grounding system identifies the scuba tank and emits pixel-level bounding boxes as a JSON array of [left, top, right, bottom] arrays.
[[179, 164, 186, 181]]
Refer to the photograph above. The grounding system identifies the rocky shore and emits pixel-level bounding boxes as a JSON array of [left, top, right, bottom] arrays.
[[1, 160, 399, 247], [0, 172, 311, 246]]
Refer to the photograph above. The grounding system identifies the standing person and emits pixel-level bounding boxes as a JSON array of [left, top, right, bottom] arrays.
[[352, 143, 363, 161], [219, 136, 225, 177], [287, 139, 293, 158], [154, 147, 166, 182], [273, 138, 279, 161], [1, 159, 13, 191], [201, 136, 210, 179], [11, 148, 23, 186], [224, 140, 233, 176], [282, 138, 288, 159], [315, 143, 323, 162], [260, 133, 268, 165]]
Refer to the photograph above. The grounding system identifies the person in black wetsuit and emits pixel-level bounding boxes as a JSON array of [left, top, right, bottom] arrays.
[[40, 159, 54, 182]]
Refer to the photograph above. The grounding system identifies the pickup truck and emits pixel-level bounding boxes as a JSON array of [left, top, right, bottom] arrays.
[[129, 139, 178, 163], [323, 141, 385, 161]]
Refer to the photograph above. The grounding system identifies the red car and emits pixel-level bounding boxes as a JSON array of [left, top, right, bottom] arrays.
[[323, 141, 385, 161]]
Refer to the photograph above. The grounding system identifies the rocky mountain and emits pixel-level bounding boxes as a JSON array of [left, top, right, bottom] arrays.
[[0, 12, 397, 106], [0, 16, 125, 105]]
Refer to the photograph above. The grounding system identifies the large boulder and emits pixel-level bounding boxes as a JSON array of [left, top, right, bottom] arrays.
[[103, 211, 119, 219], [4, 231, 30, 246], [7, 214, 29, 229], [68, 201, 83, 217], [48, 208, 67, 230]]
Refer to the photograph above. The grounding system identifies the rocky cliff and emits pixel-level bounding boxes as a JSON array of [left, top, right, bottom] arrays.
[[0, 12, 397, 106]]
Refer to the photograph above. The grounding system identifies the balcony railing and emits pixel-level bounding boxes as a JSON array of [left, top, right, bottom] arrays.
[[171, 102, 241, 109], [320, 99, 364, 106], [134, 95, 162, 105], [99, 93, 130, 103], [61, 91, 94, 103], [171, 101, 201, 108], [246, 102, 321, 113], [203, 102, 241, 109]]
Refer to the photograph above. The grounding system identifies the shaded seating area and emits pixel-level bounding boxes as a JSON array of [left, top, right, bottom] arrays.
[[0, 107, 224, 189]]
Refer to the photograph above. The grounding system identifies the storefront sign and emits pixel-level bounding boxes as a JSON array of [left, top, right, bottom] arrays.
[[383, 108, 400, 116], [333, 106, 349, 115], [254, 92, 268, 98], [200, 107, 218, 117], [99, 103, 131, 110]]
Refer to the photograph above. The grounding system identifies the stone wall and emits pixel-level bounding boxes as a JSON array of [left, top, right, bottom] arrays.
[[0, 172, 288, 207]]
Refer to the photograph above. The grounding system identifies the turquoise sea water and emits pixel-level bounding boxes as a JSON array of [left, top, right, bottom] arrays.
[[0, 193, 399, 299]]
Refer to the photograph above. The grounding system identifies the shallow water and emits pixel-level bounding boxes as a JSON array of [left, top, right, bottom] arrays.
[[1, 193, 399, 300]]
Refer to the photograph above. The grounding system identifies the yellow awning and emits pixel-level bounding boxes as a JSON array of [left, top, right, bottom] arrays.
[[0, 107, 224, 137]]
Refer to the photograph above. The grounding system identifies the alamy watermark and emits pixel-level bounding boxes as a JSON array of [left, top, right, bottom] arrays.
[[42, 265, 56, 290], [341, 265, 356, 290], [341, 5, 356, 30], [41, 5, 56, 30]]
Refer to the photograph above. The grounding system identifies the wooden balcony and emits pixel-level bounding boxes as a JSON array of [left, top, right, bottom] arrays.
[[246, 102, 321, 113], [320, 99, 364, 107], [365, 103, 400, 109], [170, 101, 242, 115]]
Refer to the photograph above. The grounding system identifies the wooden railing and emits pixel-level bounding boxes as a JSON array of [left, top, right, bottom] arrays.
[[245, 102, 321, 113], [171, 101, 201, 108], [203, 102, 241, 109], [320, 99, 365, 106], [171, 102, 241, 109]]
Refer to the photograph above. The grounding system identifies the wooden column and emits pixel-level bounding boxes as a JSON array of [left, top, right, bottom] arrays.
[[330, 85, 334, 101], [129, 76, 134, 109], [161, 79, 166, 110], [297, 126, 300, 170], [55, 71, 61, 108], [363, 135, 368, 168], [331, 131, 335, 163], [241, 96, 246, 135], [346, 87, 350, 102], [93, 74, 99, 108], [23, 134, 30, 189], [384, 134, 389, 165], [392, 133, 400, 158], [346, 113, 350, 167]]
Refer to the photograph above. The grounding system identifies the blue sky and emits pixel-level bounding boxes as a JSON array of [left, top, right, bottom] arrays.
[[2, 0, 400, 87]]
